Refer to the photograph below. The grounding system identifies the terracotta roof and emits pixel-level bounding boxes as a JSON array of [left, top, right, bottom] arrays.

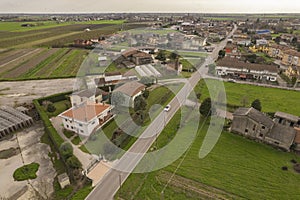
[[114, 81, 146, 97], [60, 103, 110, 122], [283, 49, 300, 57], [217, 57, 278, 73]]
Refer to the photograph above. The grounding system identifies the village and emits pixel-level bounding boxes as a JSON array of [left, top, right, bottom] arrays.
[[0, 13, 300, 200]]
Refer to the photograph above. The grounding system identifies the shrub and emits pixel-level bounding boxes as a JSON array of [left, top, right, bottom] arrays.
[[59, 142, 73, 160], [13, 162, 40, 181], [47, 103, 56, 113], [66, 155, 82, 169]]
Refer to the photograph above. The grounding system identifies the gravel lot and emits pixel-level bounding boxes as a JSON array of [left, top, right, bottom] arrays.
[[0, 78, 76, 106]]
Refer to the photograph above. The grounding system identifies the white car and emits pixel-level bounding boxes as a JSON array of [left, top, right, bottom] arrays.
[[164, 105, 171, 112]]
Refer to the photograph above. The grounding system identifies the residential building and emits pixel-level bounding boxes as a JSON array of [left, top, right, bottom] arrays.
[[59, 102, 113, 136], [231, 107, 296, 151], [216, 57, 278, 81], [281, 49, 300, 67], [70, 88, 104, 107]]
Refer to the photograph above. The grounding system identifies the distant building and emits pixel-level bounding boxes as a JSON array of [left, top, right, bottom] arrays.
[[231, 107, 296, 151], [216, 57, 278, 81]]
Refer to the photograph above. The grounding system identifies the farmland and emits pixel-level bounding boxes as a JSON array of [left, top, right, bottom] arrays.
[[0, 48, 89, 80], [117, 113, 300, 199], [194, 79, 300, 115]]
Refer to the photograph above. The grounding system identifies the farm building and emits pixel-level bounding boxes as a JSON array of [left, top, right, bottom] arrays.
[[59, 102, 113, 136], [112, 81, 146, 107], [0, 106, 33, 139], [231, 107, 296, 151]]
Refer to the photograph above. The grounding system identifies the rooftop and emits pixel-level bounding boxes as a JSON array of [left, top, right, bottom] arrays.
[[114, 81, 146, 97], [275, 111, 299, 122], [60, 103, 110, 122]]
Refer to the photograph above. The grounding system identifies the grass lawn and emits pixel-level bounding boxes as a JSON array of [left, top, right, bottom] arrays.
[[46, 100, 71, 118], [13, 162, 40, 181], [194, 79, 300, 115], [71, 136, 82, 145], [63, 129, 75, 139], [118, 114, 300, 199]]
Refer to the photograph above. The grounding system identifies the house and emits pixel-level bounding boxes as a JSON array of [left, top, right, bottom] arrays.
[[267, 44, 290, 59], [231, 107, 296, 151], [59, 102, 113, 136], [113, 81, 146, 107], [281, 49, 300, 67], [70, 88, 104, 107], [132, 52, 153, 65], [216, 57, 278, 81]]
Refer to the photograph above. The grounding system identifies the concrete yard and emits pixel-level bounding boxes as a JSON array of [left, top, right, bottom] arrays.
[[0, 122, 56, 199]]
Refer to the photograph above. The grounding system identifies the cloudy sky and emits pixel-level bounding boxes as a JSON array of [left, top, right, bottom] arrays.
[[0, 0, 299, 13]]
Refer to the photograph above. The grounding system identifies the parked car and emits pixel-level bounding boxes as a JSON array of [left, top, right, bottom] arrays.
[[228, 78, 236, 83]]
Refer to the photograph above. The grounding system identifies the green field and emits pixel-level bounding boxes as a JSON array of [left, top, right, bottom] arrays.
[[118, 115, 300, 199], [0, 48, 89, 80], [194, 79, 300, 115], [0, 20, 125, 32]]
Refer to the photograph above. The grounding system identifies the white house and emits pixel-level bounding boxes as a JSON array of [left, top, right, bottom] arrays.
[[59, 102, 113, 137], [112, 81, 146, 107]]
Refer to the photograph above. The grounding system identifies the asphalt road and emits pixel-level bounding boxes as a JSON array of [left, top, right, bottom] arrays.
[[85, 24, 238, 200]]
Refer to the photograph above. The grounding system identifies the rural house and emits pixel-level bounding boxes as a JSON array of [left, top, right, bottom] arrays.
[[70, 88, 104, 107], [231, 107, 296, 151], [59, 102, 113, 136]]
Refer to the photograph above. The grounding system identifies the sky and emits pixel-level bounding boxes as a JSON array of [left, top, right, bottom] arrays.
[[0, 0, 300, 13]]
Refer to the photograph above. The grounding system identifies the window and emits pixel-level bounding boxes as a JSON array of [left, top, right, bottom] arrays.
[[259, 133, 263, 137], [92, 120, 96, 125], [80, 130, 84, 133], [65, 119, 68, 122], [253, 125, 256, 131], [262, 126, 265, 129], [71, 126, 73, 129], [79, 123, 83, 127], [66, 125, 69, 128], [274, 141, 279, 145], [245, 128, 248, 133]]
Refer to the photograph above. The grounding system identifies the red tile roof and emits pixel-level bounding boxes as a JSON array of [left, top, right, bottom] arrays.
[[60, 103, 110, 122]]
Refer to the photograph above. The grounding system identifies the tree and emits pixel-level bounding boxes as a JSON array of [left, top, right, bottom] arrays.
[[47, 102, 56, 113], [155, 50, 166, 61], [139, 76, 155, 87], [199, 98, 215, 116], [169, 51, 178, 60], [251, 99, 262, 111], [59, 142, 73, 160], [111, 91, 125, 106], [134, 96, 147, 112], [66, 155, 82, 169], [218, 50, 225, 58], [142, 89, 150, 99]]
